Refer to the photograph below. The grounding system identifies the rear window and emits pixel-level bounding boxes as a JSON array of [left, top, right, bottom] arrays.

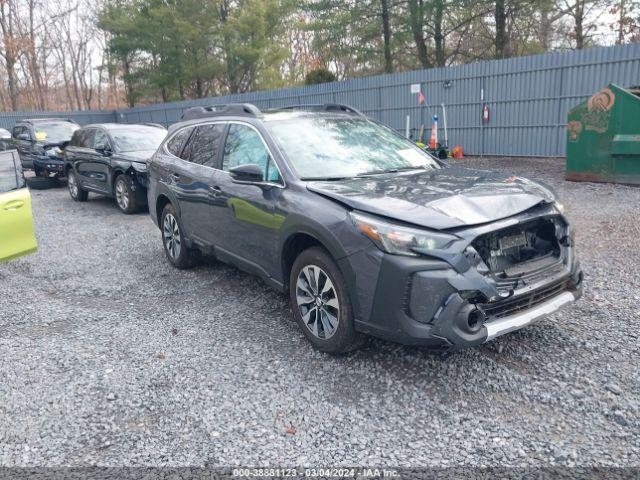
[[166, 126, 195, 159], [182, 124, 225, 167]]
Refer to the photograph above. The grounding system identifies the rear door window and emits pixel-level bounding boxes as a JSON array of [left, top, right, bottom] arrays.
[[78, 128, 96, 148], [184, 124, 226, 167], [70, 130, 82, 147], [166, 127, 194, 159]]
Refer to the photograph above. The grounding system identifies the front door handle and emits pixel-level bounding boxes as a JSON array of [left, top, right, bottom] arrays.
[[170, 173, 180, 182], [3, 199, 24, 211], [209, 185, 222, 197]]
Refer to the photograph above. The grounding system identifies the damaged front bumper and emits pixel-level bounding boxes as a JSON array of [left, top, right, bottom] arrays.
[[346, 205, 583, 349], [33, 156, 65, 176], [130, 162, 149, 189]]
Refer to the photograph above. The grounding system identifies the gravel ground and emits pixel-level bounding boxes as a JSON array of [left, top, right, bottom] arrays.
[[0, 157, 638, 469]]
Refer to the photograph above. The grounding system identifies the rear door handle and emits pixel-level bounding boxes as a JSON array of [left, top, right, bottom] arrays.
[[209, 185, 222, 196], [3, 199, 24, 211], [170, 173, 180, 182]]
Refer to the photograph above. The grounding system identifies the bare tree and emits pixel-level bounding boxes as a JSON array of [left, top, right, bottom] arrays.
[[558, 0, 604, 49], [0, 0, 22, 110]]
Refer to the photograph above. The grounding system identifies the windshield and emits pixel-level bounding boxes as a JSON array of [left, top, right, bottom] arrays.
[[265, 116, 440, 180], [33, 122, 79, 143], [110, 127, 167, 153]]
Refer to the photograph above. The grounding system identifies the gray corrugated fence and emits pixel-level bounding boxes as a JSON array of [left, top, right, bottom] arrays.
[[2, 43, 640, 156]]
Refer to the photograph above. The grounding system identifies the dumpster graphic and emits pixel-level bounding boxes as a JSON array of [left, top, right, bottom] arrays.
[[566, 83, 640, 185]]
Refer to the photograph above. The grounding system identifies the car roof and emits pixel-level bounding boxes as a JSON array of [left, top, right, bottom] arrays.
[[180, 103, 364, 122], [260, 110, 360, 122], [168, 104, 366, 134], [18, 118, 78, 125], [80, 123, 166, 130]]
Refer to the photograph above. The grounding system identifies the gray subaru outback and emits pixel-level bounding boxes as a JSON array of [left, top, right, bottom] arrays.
[[146, 103, 582, 353]]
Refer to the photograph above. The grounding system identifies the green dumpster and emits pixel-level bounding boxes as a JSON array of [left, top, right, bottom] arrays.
[[566, 83, 640, 185]]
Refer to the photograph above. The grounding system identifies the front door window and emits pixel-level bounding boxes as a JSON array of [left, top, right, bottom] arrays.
[[222, 124, 281, 184]]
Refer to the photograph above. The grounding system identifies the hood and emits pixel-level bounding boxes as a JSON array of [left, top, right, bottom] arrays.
[[117, 150, 156, 162], [306, 167, 555, 230]]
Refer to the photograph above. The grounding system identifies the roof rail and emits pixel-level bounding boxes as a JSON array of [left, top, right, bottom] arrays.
[[277, 103, 365, 117], [181, 103, 262, 121], [21, 118, 77, 124]]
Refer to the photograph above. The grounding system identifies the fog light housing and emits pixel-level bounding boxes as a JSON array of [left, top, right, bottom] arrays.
[[467, 309, 486, 332], [459, 290, 487, 303]]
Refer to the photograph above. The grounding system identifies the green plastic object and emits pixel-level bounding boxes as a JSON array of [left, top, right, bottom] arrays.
[[566, 83, 640, 185]]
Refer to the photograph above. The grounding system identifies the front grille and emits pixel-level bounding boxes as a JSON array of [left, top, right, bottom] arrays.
[[480, 277, 570, 319], [471, 216, 564, 291], [491, 257, 566, 293]]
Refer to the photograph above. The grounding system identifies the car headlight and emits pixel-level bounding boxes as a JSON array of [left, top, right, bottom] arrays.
[[349, 211, 458, 256]]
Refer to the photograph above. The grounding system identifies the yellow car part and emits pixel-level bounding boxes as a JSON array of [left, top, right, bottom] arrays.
[[0, 187, 38, 261]]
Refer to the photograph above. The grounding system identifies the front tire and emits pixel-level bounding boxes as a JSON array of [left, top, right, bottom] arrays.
[[67, 170, 88, 201], [290, 247, 364, 354], [160, 203, 199, 269], [114, 174, 141, 214]]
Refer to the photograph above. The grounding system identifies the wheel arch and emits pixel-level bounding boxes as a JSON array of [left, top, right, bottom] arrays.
[[280, 226, 348, 289], [155, 194, 172, 226], [110, 167, 128, 193]]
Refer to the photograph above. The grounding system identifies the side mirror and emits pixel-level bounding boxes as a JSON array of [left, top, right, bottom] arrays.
[[17, 133, 31, 141], [96, 145, 112, 156], [229, 164, 264, 184]]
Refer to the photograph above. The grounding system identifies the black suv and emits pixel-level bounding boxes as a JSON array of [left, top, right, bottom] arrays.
[[147, 103, 582, 353], [9, 118, 79, 178], [64, 123, 167, 213]]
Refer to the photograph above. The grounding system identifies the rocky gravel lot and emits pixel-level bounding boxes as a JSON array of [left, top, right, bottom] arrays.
[[0, 157, 638, 470]]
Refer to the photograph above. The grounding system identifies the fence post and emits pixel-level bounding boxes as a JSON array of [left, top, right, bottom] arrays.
[[555, 66, 565, 157]]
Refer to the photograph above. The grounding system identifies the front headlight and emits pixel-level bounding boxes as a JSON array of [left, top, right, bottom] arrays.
[[131, 162, 147, 172], [349, 211, 458, 256]]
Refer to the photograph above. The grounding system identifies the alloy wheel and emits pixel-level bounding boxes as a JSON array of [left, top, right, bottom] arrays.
[[163, 213, 181, 260], [295, 264, 340, 339], [68, 172, 78, 198], [115, 178, 129, 210]]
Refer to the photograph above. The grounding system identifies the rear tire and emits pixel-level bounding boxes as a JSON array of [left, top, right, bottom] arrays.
[[289, 247, 365, 354], [67, 169, 88, 201], [160, 203, 199, 269], [114, 174, 140, 214], [26, 176, 58, 190]]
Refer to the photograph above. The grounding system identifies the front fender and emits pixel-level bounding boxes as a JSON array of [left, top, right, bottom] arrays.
[[279, 214, 351, 263]]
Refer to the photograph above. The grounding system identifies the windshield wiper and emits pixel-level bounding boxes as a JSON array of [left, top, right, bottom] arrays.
[[301, 166, 427, 181], [301, 176, 351, 181], [356, 166, 425, 177]]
